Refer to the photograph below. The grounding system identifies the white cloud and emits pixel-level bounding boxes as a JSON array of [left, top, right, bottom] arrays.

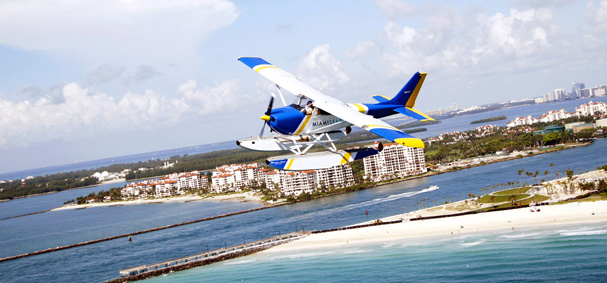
[[296, 44, 350, 95], [176, 79, 240, 115], [378, 7, 561, 78], [0, 0, 240, 66], [375, 0, 415, 19], [86, 64, 126, 86], [344, 41, 379, 58], [0, 79, 241, 148], [586, 0, 607, 33]]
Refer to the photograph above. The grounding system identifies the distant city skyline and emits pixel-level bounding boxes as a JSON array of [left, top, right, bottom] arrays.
[[1, 0, 607, 174]]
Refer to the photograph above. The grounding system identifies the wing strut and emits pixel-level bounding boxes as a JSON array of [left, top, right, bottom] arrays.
[[276, 84, 288, 106]]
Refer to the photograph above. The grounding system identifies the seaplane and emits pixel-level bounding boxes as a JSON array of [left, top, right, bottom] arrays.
[[237, 57, 434, 171]]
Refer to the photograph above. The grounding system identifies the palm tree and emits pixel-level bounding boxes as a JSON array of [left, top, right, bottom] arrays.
[[510, 194, 517, 206]]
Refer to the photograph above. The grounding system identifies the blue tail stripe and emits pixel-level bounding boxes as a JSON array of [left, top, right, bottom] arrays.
[[389, 72, 422, 106]]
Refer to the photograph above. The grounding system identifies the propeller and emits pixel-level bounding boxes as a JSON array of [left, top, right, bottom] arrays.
[[259, 95, 274, 137]]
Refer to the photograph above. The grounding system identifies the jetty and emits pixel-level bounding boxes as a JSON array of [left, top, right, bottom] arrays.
[[0, 204, 290, 263], [109, 232, 306, 282]]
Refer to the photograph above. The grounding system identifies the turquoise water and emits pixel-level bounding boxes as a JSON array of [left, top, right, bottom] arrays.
[[151, 223, 607, 282], [1, 138, 606, 282]]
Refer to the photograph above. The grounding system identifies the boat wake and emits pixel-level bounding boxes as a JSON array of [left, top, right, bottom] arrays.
[[340, 185, 440, 212], [320, 185, 440, 216]]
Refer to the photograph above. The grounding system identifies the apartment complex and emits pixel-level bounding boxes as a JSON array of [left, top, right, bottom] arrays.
[[121, 170, 208, 199], [363, 142, 427, 182], [507, 101, 607, 128], [211, 164, 261, 192], [210, 163, 355, 196]]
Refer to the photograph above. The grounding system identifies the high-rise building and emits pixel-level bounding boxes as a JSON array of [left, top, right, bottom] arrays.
[[572, 82, 585, 98], [363, 143, 426, 182]]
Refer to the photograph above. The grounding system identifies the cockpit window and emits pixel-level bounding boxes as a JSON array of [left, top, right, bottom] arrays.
[[290, 103, 303, 111]]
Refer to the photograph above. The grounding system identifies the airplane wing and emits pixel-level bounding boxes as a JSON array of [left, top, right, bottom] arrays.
[[239, 57, 424, 148]]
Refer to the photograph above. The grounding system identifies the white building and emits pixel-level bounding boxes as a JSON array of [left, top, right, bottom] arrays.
[[315, 165, 355, 189], [506, 115, 539, 128], [211, 164, 262, 192], [281, 170, 316, 196], [591, 85, 607, 97], [575, 101, 607, 117], [252, 164, 355, 196], [539, 109, 572, 123], [363, 143, 427, 182], [120, 170, 208, 199]]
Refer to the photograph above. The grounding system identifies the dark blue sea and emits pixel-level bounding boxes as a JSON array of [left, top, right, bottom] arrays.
[[1, 136, 606, 282]]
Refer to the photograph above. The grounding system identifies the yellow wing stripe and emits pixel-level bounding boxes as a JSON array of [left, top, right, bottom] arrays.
[[254, 65, 278, 72], [406, 107, 435, 121], [340, 152, 352, 164], [294, 114, 312, 135], [285, 159, 294, 170], [394, 138, 425, 148], [351, 103, 366, 114]]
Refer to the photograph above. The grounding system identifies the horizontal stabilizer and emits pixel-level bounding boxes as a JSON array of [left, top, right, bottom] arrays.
[[394, 107, 435, 121], [372, 95, 390, 103], [364, 125, 425, 148], [267, 148, 378, 171]]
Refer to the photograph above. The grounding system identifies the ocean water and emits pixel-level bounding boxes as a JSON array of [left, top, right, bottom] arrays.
[[150, 223, 607, 282], [1, 139, 606, 282]]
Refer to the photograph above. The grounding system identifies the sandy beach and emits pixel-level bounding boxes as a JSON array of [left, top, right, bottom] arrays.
[[264, 200, 607, 254], [51, 191, 266, 211]]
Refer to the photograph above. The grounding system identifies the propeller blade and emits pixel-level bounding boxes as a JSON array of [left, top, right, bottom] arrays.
[[260, 95, 275, 137], [265, 96, 274, 116], [259, 121, 266, 137]]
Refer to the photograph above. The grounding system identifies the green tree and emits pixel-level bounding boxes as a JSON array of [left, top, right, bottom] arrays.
[[543, 132, 562, 146]]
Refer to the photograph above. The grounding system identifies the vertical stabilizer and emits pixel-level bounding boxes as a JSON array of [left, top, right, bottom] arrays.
[[388, 72, 427, 108]]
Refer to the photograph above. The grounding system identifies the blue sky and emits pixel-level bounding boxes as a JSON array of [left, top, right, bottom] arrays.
[[1, 0, 606, 174]]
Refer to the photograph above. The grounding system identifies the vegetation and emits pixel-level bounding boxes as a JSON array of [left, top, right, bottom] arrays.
[[470, 116, 507, 124], [0, 175, 98, 200], [424, 115, 602, 164], [1, 111, 602, 201]]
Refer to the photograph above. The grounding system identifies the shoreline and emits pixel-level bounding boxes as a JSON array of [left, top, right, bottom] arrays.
[[51, 191, 268, 211], [263, 200, 607, 254], [49, 141, 594, 211]]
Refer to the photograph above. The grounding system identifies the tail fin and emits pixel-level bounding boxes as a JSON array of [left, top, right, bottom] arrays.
[[388, 72, 426, 107]]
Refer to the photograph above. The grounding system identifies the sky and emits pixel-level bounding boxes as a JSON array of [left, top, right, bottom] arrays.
[[1, 0, 606, 174]]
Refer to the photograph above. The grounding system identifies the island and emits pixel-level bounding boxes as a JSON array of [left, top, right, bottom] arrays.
[[470, 115, 507, 124]]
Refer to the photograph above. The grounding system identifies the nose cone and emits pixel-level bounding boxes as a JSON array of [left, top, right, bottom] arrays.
[[260, 115, 271, 122]]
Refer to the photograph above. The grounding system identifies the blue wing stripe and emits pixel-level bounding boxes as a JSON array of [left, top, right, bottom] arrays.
[[238, 57, 272, 69], [372, 95, 390, 103], [394, 107, 426, 120], [369, 128, 415, 141], [268, 159, 288, 170]]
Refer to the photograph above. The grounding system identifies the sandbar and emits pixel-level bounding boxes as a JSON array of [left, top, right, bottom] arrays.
[[52, 191, 266, 211]]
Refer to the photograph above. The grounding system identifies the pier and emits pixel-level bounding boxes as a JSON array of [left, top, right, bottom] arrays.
[[109, 232, 307, 282]]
